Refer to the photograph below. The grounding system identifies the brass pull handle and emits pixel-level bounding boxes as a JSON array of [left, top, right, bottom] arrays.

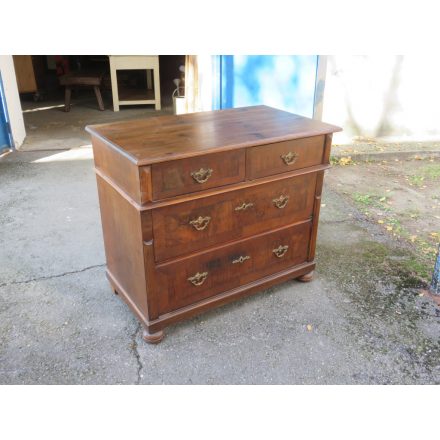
[[235, 202, 254, 212], [281, 151, 298, 165], [189, 215, 211, 231], [232, 255, 251, 264], [273, 195, 289, 209], [273, 245, 289, 258], [188, 271, 208, 286], [191, 167, 213, 184]]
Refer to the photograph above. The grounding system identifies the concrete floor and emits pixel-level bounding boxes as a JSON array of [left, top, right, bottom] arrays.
[[20, 93, 173, 151], [1, 146, 439, 384]]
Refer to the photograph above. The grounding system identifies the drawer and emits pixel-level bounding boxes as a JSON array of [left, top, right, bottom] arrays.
[[151, 149, 245, 200], [155, 221, 312, 314], [152, 172, 317, 262], [246, 135, 325, 179]]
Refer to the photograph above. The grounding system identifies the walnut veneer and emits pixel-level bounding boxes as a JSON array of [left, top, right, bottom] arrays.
[[86, 105, 341, 343]]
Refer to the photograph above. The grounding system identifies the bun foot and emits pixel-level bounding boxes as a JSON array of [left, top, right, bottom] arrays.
[[297, 271, 314, 282], [142, 328, 164, 344]]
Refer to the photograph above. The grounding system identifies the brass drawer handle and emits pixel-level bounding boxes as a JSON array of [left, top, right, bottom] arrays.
[[191, 167, 213, 183], [273, 195, 289, 209], [273, 245, 289, 258], [188, 271, 208, 286], [235, 202, 254, 212], [232, 255, 251, 264], [189, 215, 211, 231], [281, 151, 298, 165]]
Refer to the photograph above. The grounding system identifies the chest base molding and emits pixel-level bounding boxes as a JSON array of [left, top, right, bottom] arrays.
[[106, 261, 315, 335]]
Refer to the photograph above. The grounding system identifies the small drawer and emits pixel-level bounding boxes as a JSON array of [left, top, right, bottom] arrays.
[[152, 172, 317, 262], [246, 135, 325, 179], [155, 221, 312, 314], [151, 149, 245, 200]]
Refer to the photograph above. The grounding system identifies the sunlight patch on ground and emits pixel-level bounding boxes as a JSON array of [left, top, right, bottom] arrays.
[[32, 145, 93, 163], [23, 104, 66, 113], [0, 148, 13, 159]]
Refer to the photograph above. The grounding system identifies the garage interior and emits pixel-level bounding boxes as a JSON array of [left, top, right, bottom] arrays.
[[13, 55, 184, 150]]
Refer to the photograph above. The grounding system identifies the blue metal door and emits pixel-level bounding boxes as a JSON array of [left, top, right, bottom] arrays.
[[216, 55, 318, 117], [0, 72, 12, 153]]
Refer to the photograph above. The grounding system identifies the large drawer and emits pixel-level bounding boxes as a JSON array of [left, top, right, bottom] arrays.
[[155, 221, 312, 314], [152, 172, 317, 262], [246, 135, 325, 179], [151, 149, 245, 200]]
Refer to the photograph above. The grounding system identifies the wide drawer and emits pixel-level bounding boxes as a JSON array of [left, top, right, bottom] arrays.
[[246, 135, 325, 179], [152, 172, 317, 262], [155, 221, 312, 314], [151, 149, 245, 200]]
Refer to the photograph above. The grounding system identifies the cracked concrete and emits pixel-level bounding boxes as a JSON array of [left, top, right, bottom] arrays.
[[130, 323, 143, 385], [0, 264, 105, 289], [1, 150, 439, 384]]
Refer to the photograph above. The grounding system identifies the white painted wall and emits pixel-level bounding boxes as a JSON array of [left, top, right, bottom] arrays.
[[321, 55, 440, 144], [0, 55, 26, 149], [197, 55, 214, 112]]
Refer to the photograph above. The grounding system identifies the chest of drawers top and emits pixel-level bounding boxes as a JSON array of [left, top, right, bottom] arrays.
[[86, 105, 340, 165]]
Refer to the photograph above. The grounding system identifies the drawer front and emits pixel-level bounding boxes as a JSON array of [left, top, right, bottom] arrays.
[[155, 222, 311, 314], [152, 172, 317, 262], [151, 149, 245, 200], [246, 135, 325, 179]]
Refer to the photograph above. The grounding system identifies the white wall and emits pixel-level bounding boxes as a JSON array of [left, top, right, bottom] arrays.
[[198, 55, 214, 112], [0, 55, 26, 149], [322, 55, 440, 144]]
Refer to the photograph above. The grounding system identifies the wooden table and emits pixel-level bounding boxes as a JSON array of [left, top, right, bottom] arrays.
[[108, 56, 161, 112]]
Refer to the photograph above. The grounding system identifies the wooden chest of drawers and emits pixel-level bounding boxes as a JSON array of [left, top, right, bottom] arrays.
[[86, 105, 341, 343]]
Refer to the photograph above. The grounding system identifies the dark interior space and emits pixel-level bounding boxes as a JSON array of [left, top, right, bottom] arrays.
[[13, 55, 185, 150], [15, 55, 185, 110]]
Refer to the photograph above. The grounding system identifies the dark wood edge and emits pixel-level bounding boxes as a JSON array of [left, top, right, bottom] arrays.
[[147, 261, 316, 333], [154, 218, 312, 267], [106, 270, 149, 325], [143, 239, 160, 320], [322, 133, 333, 164], [86, 129, 139, 165], [95, 167, 143, 208], [308, 171, 324, 261], [95, 164, 331, 212], [139, 166, 153, 204]]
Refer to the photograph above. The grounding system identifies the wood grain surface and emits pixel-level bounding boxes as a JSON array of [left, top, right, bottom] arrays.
[[152, 172, 316, 262], [86, 105, 341, 165], [155, 221, 312, 314], [246, 135, 325, 179], [151, 149, 245, 199]]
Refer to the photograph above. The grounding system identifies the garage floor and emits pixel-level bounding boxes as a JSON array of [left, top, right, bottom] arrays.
[[20, 93, 173, 151], [1, 144, 439, 384]]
